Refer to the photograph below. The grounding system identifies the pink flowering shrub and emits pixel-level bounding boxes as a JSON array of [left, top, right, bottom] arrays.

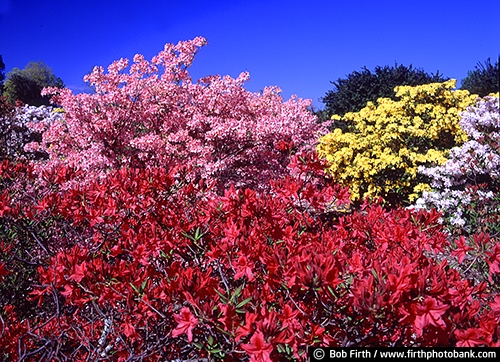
[[28, 37, 329, 192]]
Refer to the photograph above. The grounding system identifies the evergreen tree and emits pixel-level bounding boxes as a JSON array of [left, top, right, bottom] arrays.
[[322, 64, 448, 131], [460, 57, 499, 97]]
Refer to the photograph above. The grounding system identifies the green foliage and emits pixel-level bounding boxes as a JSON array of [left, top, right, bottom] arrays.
[[321, 63, 448, 131], [308, 105, 331, 124], [460, 57, 499, 97], [3, 61, 64, 106]]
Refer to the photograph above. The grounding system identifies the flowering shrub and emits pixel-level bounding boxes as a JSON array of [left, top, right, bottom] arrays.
[[1, 153, 499, 361], [0, 104, 63, 160], [1, 38, 498, 361], [316, 80, 478, 206], [413, 95, 500, 233], [0, 96, 13, 119], [0, 159, 56, 325], [28, 37, 329, 193], [410, 95, 500, 290]]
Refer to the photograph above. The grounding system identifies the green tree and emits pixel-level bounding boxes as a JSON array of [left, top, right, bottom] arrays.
[[321, 64, 448, 131], [3, 61, 64, 106], [460, 57, 499, 97]]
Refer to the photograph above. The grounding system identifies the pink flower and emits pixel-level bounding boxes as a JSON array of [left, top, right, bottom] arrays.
[[172, 307, 198, 342]]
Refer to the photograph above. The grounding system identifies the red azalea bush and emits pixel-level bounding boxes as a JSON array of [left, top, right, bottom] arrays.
[[1, 152, 499, 361]]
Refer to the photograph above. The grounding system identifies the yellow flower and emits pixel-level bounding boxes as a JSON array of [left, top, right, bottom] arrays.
[[317, 80, 477, 205]]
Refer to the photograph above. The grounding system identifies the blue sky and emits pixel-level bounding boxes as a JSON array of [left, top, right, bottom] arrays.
[[1, 0, 498, 109]]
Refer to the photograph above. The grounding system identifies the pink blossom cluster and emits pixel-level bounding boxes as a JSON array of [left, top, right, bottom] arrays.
[[30, 37, 329, 192], [413, 95, 499, 230]]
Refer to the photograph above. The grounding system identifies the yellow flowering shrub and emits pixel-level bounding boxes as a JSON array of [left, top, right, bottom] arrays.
[[317, 80, 478, 206]]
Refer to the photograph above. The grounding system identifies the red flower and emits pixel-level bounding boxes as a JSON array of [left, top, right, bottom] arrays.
[[275, 140, 293, 152], [473, 232, 490, 247], [454, 328, 486, 347], [122, 321, 137, 339], [489, 295, 500, 317], [387, 260, 415, 304], [0, 262, 9, 277], [486, 244, 500, 278], [241, 331, 273, 362], [224, 220, 240, 241], [234, 254, 254, 281], [348, 251, 364, 274], [413, 297, 449, 336], [218, 303, 237, 331], [235, 312, 257, 342], [275, 141, 289, 151], [0, 190, 12, 217], [69, 262, 87, 283], [451, 236, 474, 263], [280, 304, 299, 329], [172, 307, 198, 343]]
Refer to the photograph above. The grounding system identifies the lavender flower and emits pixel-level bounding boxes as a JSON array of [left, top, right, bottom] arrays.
[[412, 95, 499, 234], [1, 105, 63, 159]]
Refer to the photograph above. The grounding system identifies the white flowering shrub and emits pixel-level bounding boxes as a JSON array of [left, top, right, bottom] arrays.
[[0, 105, 63, 160], [412, 95, 500, 235]]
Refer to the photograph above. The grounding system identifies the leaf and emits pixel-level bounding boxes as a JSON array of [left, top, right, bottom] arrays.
[[235, 297, 252, 309], [193, 342, 203, 349], [230, 284, 244, 304], [214, 288, 228, 303], [181, 230, 194, 241], [207, 335, 214, 346], [129, 282, 140, 294], [140, 278, 148, 293], [194, 227, 205, 241]]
